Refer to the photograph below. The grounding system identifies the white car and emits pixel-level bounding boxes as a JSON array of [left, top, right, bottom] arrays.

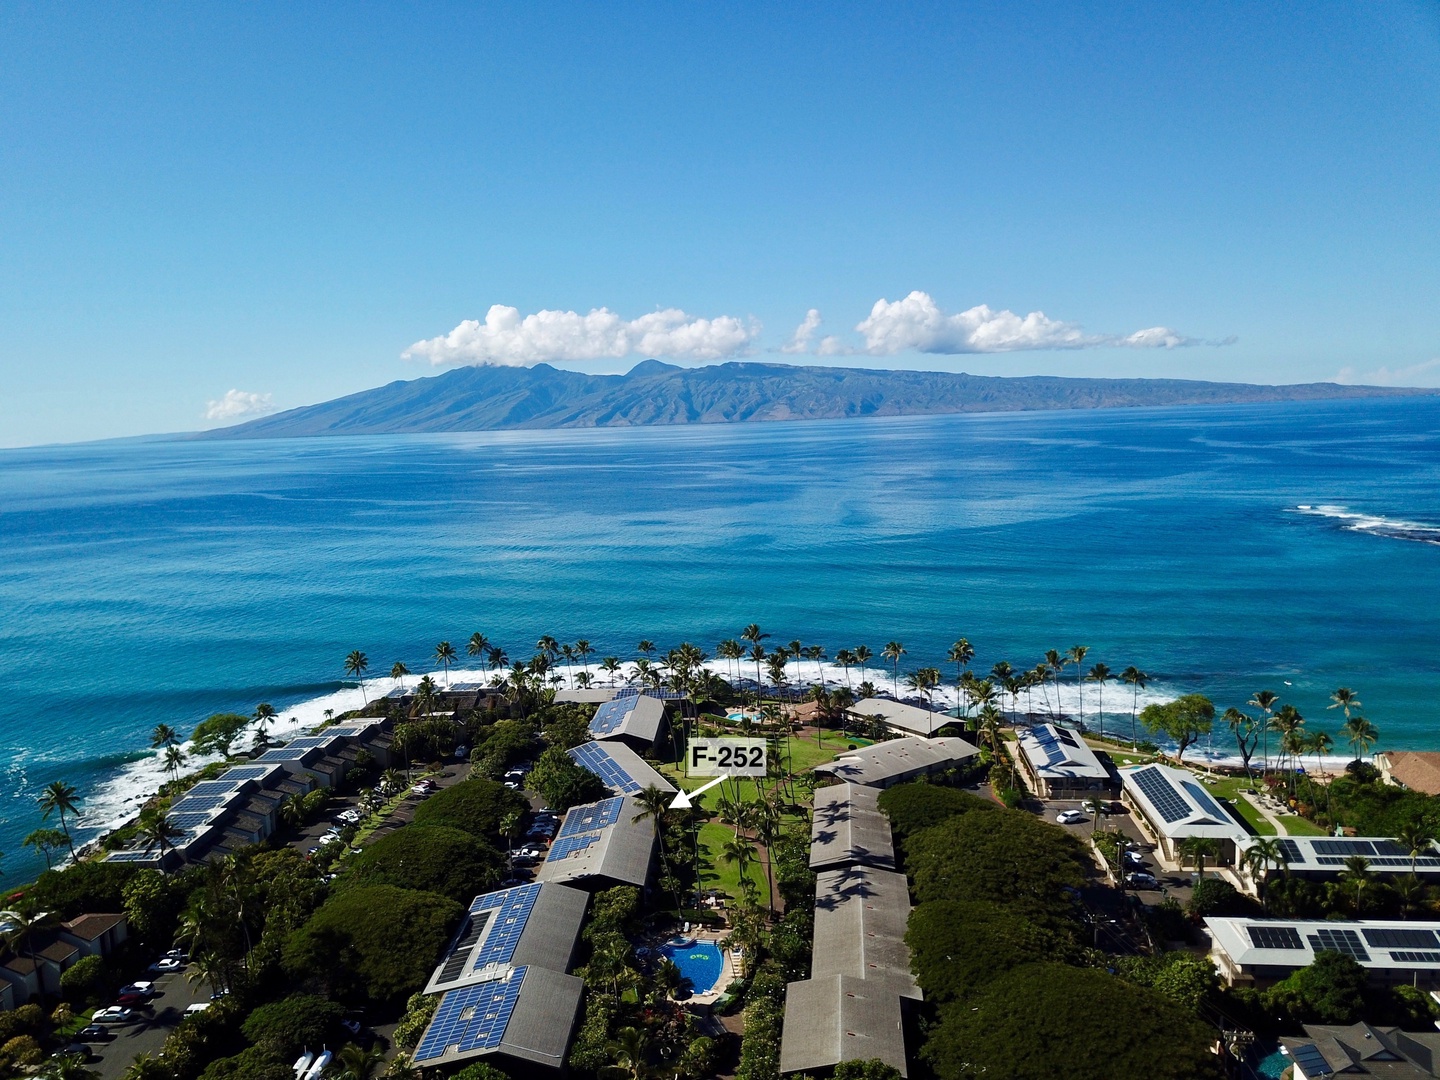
[[92, 1007, 133, 1024], [1056, 809, 1090, 825], [149, 957, 182, 973]]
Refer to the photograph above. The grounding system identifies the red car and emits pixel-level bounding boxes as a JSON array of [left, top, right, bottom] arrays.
[[115, 992, 148, 1006]]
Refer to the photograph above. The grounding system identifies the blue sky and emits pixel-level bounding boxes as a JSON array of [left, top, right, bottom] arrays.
[[2, 2, 1438, 445]]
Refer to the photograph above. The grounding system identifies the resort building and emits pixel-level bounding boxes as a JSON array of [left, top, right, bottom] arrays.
[[1281, 1023, 1440, 1079], [412, 882, 588, 1072], [587, 693, 668, 753], [848, 697, 954, 738], [1119, 763, 1248, 867], [535, 795, 657, 891], [1237, 835, 1440, 893], [810, 783, 896, 872], [0, 913, 128, 1002], [567, 740, 676, 796], [1205, 918, 1440, 989], [1376, 751, 1440, 796], [1015, 723, 1113, 799], [554, 688, 619, 704], [783, 787, 919, 1077], [814, 735, 979, 789]]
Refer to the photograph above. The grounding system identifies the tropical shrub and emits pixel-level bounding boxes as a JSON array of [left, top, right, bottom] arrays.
[[412, 779, 527, 843], [391, 992, 439, 1050], [1186, 877, 1256, 917], [240, 995, 345, 1059], [527, 747, 606, 811], [834, 1060, 904, 1080], [1265, 951, 1369, 1025], [59, 954, 110, 1005], [343, 825, 502, 904], [875, 783, 996, 841], [197, 1047, 292, 1080], [906, 900, 1070, 1004], [28, 860, 138, 917]]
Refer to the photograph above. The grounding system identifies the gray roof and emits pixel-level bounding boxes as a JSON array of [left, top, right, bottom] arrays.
[[780, 974, 910, 1077], [536, 796, 656, 889], [815, 736, 979, 787], [589, 694, 666, 744], [1016, 723, 1110, 782], [1281, 1023, 1440, 1079], [812, 866, 919, 998], [1207, 917, 1440, 976], [554, 688, 619, 703], [498, 967, 586, 1069], [424, 882, 589, 995], [811, 784, 896, 871], [570, 739, 677, 795], [1121, 764, 1248, 843], [850, 697, 948, 737]]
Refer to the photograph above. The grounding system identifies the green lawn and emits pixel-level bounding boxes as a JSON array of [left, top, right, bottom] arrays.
[[1278, 814, 1329, 837]]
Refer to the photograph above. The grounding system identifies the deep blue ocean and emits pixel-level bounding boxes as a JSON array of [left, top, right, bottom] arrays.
[[2, 397, 1439, 879]]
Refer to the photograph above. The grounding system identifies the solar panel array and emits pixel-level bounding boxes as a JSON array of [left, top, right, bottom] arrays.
[[1364, 927, 1439, 949], [170, 793, 232, 814], [1276, 839, 1303, 864], [1315, 855, 1440, 867], [285, 736, 331, 749], [327, 726, 361, 737], [615, 687, 685, 699], [1289, 1044, 1334, 1078], [106, 850, 157, 862], [1027, 727, 1073, 767], [220, 765, 273, 780], [548, 834, 602, 861], [1247, 925, 1304, 950], [557, 797, 624, 837], [568, 743, 642, 794], [257, 747, 310, 761], [1314, 839, 1378, 857], [469, 885, 540, 971], [168, 811, 217, 830], [1180, 780, 1230, 822], [437, 914, 491, 985], [413, 971, 527, 1062], [189, 780, 245, 797], [1308, 927, 1370, 961], [1130, 768, 1191, 824], [590, 698, 636, 736], [1391, 951, 1440, 963]]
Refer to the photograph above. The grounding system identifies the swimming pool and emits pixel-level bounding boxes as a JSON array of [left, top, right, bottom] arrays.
[[655, 937, 724, 995]]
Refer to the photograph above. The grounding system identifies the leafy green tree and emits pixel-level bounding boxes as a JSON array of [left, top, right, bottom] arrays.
[[906, 900, 1070, 1004], [58, 954, 110, 1005], [240, 995, 345, 1059], [29, 860, 138, 917], [197, 1047, 292, 1080], [1116, 952, 1220, 1014], [1140, 694, 1215, 762], [1187, 877, 1253, 918], [527, 746, 606, 810], [450, 1064, 513, 1080], [22, 829, 69, 871], [834, 1061, 905, 1080], [343, 825, 502, 904], [391, 993, 439, 1051], [876, 784, 997, 841], [282, 885, 461, 1006], [1265, 951, 1369, 1025], [923, 963, 1223, 1080], [412, 779, 528, 843], [190, 713, 252, 758]]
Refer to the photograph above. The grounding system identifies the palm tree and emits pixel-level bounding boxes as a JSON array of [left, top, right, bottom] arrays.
[[741, 625, 769, 702], [333, 1044, 387, 1080], [252, 702, 276, 750], [467, 632, 490, 666], [44, 1051, 101, 1080], [2, 907, 56, 1005], [433, 641, 456, 687], [120, 1055, 171, 1080], [1340, 715, 1379, 765], [575, 639, 593, 681], [487, 645, 509, 672], [948, 638, 975, 697], [636, 639, 655, 661], [561, 643, 576, 686], [654, 956, 695, 1001], [344, 650, 370, 702], [1271, 703, 1305, 795], [905, 668, 942, 727], [1339, 854, 1373, 915], [600, 656, 621, 685], [1329, 687, 1362, 723], [1242, 837, 1290, 910], [1396, 818, 1436, 874], [786, 640, 803, 684], [138, 810, 185, 872], [390, 660, 410, 687], [834, 648, 856, 690], [717, 639, 743, 683], [882, 641, 906, 695], [722, 834, 756, 895], [150, 724, 179, 750], [1086, 663, 1111, 739], [1068, 645, 1090, 725], [38, 780, 80, 860], [163, 745, 187, 783], [22, 828, 68, 871], [854, 645, 873, 687], [804, 644, 826, 685], [1249, 690, 1278, 779], [601, 1027, 653, 1080], [1177, 836, 1219, 879], [632, 785, 683, 912]]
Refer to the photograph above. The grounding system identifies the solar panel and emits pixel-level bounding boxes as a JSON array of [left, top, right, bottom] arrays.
[[1313, 839, 1375, 857], [1276, 839, 1303, 864], [568, 742, 642, 794], [1390, 951, 1440, 964], [1130, 768, 1190, 824], [188, 780, 244, 797], [1371, 840, 1408, 857], [557, 797, 624, 837], [1247, 925, 1304, 950], [327, 726, 361, 737], [548, 834, 602, 861], [1180, 780, 1230, 822], [285, 737, 330, 749], [105, 851, 156, 862], [1290, 1043, 1334, 1078], [1364, 927, 1439, 948], [257, 747, 309, 761], [1308, 927, 1370, 961], [471, 889, 538, 971], [438, 913, 491, 985], [220, 765, 273, 780], [590, 698, 637, 737], [170, 793, 232, 814], [413, 971, 527, 1062], [167, 812, 216, 830]]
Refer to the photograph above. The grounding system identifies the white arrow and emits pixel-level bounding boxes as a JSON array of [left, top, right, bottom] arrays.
[[670, 774, 727, 810]]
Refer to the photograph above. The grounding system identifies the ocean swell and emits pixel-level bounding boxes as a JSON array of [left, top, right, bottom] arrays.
[[1294, 504, 1440, 546]]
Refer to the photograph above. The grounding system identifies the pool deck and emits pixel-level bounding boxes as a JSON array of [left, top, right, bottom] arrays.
[[637, 928, 741, 1009]]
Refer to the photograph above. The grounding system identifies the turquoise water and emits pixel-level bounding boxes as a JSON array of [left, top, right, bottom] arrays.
[[1254, 1047, 1290, 1078], [657, 938, 724, 994], [3, 397, 1440, 877]]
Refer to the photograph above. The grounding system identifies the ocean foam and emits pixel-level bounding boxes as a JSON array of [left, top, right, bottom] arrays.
[[1293, 504, 1440, 545]]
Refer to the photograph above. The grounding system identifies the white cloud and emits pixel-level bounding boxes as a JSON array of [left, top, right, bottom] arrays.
[[204, 389, 278, 421], [403, 304, 760, 366], [1335, 357, 1440, 387], [781, 309, 823, 354], [849, 291, 1206, 355]]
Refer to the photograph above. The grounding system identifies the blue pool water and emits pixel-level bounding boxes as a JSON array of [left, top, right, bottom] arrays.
[[1254, 1047, 1290, 1078], [657, 938, 724, 994]]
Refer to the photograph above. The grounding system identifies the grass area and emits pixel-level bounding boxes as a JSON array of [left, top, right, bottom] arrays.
[[692, 820, 772, 909], [1278, 814, 1329, 837]]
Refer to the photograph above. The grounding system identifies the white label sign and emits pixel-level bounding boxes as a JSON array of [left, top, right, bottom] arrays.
[[687, 737, 767, 777]]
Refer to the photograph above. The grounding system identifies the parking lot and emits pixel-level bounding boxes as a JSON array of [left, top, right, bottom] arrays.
[[80, 965, 216, 1080], [1034, 796, 1196, 910]]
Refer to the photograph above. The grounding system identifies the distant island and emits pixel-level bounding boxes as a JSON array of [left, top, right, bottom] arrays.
[[195, 359, 1438, 439]]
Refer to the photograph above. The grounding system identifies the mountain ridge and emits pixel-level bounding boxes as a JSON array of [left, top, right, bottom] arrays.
[[194, 360, 1439, 439]]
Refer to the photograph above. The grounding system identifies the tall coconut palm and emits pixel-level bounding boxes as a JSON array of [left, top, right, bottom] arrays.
[[1178, 836, 1219, 879], [834, 648, 856, 690], [1, 907, 56, 1005], [390, 660, 410, 687], [786, 640, 803, 684], [1086, 663, 1111, 739], [1340, 854, 1373, 915], [854, 645, 873, 687], [718, 639, 744, 683], [722, 834, 757, 897], [163, 745, 187, 784], [344, 650, 370, 702], [1328, 687, 1362, 723], [466, 633, 490, 670], [1272, 704, 1305, 795], [575, 639, 593, 680], [1242, 837, 1289, 911], [138, 809, 185, 872], [252, 702, 276, 749], [637, 639, 656, 661], [601, 656, 622, 686], [803, 644, 825, 685], [882, 642, 906, 695], [486, 645, 509, 672], [1042, 650, 1064, 718], [1067, 645, 1090, 725], [1121, 666, 1149, 742], [632, 785, 683, 912], [38, 780, 80, 860], [150, 724, 179, 750], [1396, 818, 1436, 874], [1248, 690, 1279, 779], [1340, 715, 1379, 765], [948, 638, 975, 695], [433, 641, 456, 687]]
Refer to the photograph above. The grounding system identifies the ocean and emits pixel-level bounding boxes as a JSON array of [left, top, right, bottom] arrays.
[[2, 396, 1439, 880]]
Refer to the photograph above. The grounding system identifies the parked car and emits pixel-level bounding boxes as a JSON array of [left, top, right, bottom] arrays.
[[52, 1044, 92, 1061], [118, 981, 155, 996], [515, 846, 544, 859], [149, 957, 183, 973], [92, 1007, 134, 1024], [1126, 871, 1160, 889], [510, 855, 537, 868], [77, 1026, 114, 1042], [1123, 849, 1146, 868], [1056, 809, 1090, 825], [164, 948, 188, 961], [116, 992, 149, 1006]]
